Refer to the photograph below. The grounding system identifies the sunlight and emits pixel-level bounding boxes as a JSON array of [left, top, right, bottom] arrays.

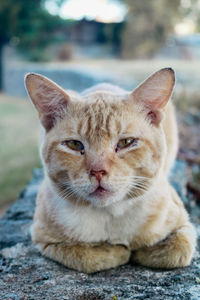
[[175, 19, 195, 35], [46, 0, 127, 23]]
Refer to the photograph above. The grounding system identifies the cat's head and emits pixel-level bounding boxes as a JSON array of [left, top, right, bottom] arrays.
[[25, 68, 175, 208]]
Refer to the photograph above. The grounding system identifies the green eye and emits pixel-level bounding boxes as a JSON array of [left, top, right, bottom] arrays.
[[62, 140, 84, 153], [116, 138, 138, 150]]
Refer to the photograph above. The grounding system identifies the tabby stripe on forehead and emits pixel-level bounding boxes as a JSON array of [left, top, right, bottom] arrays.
[[77, 119, 84, 136], [85, 115, 92, 138], [77, 115, 91, 137], [115, 120, 121, 135], [106, 114, 111, 138]]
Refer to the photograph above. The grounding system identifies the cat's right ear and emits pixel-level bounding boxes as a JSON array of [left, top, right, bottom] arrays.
[[25, 73, 70, 131], [131, 68, 175, 126]]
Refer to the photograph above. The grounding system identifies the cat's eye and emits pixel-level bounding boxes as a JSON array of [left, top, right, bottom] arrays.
[[116, 138, 138, 151], [61, 140, 84, 154]]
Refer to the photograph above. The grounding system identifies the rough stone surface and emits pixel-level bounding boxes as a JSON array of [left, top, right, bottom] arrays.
[[0, 165, 200, 300]]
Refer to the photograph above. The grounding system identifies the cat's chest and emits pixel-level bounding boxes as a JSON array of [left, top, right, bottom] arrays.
[[56, 199, 148, 246]]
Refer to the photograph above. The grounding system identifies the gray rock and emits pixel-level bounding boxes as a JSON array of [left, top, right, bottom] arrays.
[[0, 166, 200, 300], [169, 159, 188, 204]]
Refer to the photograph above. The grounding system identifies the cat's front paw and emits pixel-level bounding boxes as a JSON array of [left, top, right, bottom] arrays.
[[131, 225, 196, 269], [82, 244, 131, 273], [39, 242, 131, 273]]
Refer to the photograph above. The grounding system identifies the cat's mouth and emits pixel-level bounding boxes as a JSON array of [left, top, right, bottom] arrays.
[[89, 185, 111, 198]]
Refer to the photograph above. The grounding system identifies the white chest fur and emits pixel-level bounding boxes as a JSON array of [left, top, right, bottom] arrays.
[[51, 195, 151, 246]]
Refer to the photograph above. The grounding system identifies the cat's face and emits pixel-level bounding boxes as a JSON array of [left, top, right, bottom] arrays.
[[25, 68, 175, 207]]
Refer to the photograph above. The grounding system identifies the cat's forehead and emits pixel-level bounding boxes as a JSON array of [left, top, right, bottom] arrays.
[[74, 92, 132, 126], [55, 94, 146, 144]]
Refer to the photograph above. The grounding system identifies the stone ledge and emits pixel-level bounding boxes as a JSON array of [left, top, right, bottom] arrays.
[[0, 166, 200, 300]]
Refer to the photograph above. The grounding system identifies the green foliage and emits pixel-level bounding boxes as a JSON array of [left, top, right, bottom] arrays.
[[0, 0, 68, 61], [121, 0, 182, 58], [181, 0, 200, 32], [0, 95, 41, 207]]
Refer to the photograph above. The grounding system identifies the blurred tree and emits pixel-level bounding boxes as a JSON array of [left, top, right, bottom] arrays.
[[180, 0, 200, 32], [0, 0, 67, 89], [121, 0, 182, 59]]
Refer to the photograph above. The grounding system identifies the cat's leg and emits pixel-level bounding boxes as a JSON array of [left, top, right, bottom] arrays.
[[131, 223, 196, 269], [37, 242, 131, 273]]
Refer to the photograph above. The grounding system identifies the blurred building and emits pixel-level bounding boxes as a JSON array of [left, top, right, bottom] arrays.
[[56, 18, 124, 59]]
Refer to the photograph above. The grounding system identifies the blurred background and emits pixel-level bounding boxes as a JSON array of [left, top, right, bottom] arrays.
[[0, 0, 200, 216]]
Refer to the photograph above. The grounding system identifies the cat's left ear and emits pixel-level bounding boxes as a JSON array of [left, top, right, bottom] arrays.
[[25, 73, 70, 131], [131, 68, 175, 126]]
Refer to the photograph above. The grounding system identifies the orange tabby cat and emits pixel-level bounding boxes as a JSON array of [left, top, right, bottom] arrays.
[[25, 68, 196, 273]]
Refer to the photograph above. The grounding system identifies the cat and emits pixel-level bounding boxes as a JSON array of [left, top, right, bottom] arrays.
[[25, 68, 196, 273]]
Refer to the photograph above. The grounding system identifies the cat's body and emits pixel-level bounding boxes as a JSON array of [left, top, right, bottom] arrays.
[[25, 69, 196, 273]]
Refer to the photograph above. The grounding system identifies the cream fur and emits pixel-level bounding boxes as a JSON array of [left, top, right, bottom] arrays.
[[25, 68, 196, 273]]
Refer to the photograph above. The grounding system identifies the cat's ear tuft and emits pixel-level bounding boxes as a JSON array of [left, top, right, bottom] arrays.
[[25, 73, 70, 131], [131, 68, 175, 126]]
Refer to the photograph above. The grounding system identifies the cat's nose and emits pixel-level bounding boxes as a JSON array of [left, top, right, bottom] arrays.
[[90, 169, 107, 182]]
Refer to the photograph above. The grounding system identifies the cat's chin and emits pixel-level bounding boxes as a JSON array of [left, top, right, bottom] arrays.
[[89, 198, 116, 208], [87, 191, 122, 208]]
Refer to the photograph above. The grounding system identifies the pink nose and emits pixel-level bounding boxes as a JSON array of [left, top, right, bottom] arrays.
[[90, 169, 107, 182]]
